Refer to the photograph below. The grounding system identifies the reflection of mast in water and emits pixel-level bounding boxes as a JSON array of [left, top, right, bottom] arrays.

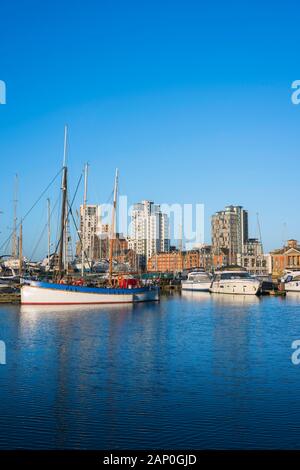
[[18, 304, 136, 446], [18, 308, 97, 447]]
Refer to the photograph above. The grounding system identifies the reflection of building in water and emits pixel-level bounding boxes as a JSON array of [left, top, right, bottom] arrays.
[[210, 295, 262, 395]]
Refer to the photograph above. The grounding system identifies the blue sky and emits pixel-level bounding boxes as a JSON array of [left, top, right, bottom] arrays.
[[0, 0, 299, 257]]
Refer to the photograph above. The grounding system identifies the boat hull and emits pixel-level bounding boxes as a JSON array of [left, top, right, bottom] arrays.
[[181, 281, 211, 292], [21, 282, 159, 305], [284, 281, 300, 292], [210, 280, 261, 295]]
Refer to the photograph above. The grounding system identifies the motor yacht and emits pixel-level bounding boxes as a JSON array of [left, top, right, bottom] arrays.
[[210, 268, 261, 295], [181, 270, 212, 292]]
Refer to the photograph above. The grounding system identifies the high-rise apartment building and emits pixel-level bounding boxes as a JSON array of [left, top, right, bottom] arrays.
[[79, 204, 101, 260], [211, 205, 248, 264], [129, 200, 170, 268]]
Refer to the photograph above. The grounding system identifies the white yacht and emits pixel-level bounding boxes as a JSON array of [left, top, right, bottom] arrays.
[[281, 271, 300, 292], [181, 271, 212, 291], [210, 269, 261, 295]]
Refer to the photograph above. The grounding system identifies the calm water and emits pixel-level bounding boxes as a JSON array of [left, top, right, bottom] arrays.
[[0, 292, 300, 449]]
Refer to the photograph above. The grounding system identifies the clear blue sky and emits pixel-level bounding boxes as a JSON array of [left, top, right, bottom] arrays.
[[0, 0, 299, 258]]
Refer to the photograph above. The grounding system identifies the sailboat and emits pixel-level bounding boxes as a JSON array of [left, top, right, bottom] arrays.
[[21, 128, 159, 305]]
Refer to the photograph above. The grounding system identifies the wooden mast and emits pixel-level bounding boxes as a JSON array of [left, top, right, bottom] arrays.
[[12, 174, 18, 258], [179, 223, 183, 272], [81, 163, 89, 277], [256, 212, 263, 275], [47, 198, 51, 269], [19, 219, 23, 276], [58, 126, 68, 277], [109, 168, 118, 285]]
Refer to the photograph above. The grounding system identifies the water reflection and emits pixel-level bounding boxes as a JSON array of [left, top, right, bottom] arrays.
[[211, 293, 261, 306], [181, 290, 211, 302], [20, 303, 134, 316], [16, 301, 169, 449], [1, 294, 300, 449], [181, 290, 261, 306], [285, 292, 300, 304]]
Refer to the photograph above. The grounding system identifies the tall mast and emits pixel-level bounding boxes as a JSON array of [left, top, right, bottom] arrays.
[[47, 198, 51, 269], [179, 223, 183, 271], [84, 163, 88, 207], [19, 219, 23, 276], [12, 174, 18, 258], [58, 126, 68, 277], [109, 168, 118, 284], [81, 163, 89, 277], [256, 212, 263, 275]]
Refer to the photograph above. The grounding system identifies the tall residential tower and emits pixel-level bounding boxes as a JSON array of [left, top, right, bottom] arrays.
[[211, 205, 248, 265], [129, 200, 170, 268]]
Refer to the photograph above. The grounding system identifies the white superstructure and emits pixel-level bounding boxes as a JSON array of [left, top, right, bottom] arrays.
[[181, 271, 212, 291]]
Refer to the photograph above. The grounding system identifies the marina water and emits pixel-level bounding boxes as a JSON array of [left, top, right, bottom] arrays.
[[0, 292, 300, 449]]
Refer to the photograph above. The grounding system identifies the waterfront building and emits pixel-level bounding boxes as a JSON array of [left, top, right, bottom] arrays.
[[243, 238, 263, 257], [211, 205, 248, 265], [184, 246, 212, 271], [93, 224, 111, 260], [239, 238, 270, 275], [270, 239, 300, 277], [212, 247, 229, 269], [147, 246, 213, 273], [129, 200, 170, 268], [147, 250, 183, 272], [77, 202, 131, 264], [211, 207, 271, 274], [79, 204, 101, 260]]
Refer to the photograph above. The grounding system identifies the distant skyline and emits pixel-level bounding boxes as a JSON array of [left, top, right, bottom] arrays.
[[0, 0, 300, 258]]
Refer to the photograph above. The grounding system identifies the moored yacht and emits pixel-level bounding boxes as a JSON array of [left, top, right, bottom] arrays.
[[281, 270, 300, 292], [181, 270, 212, 291], [210, 268, 261, 295]]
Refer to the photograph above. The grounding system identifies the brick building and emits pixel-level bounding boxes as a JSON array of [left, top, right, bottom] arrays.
[[270, 239, 300, 277], [147, 246, 213, 273]]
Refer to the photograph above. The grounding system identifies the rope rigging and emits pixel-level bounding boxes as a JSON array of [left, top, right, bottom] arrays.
[[0, 168, 63, 253]]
